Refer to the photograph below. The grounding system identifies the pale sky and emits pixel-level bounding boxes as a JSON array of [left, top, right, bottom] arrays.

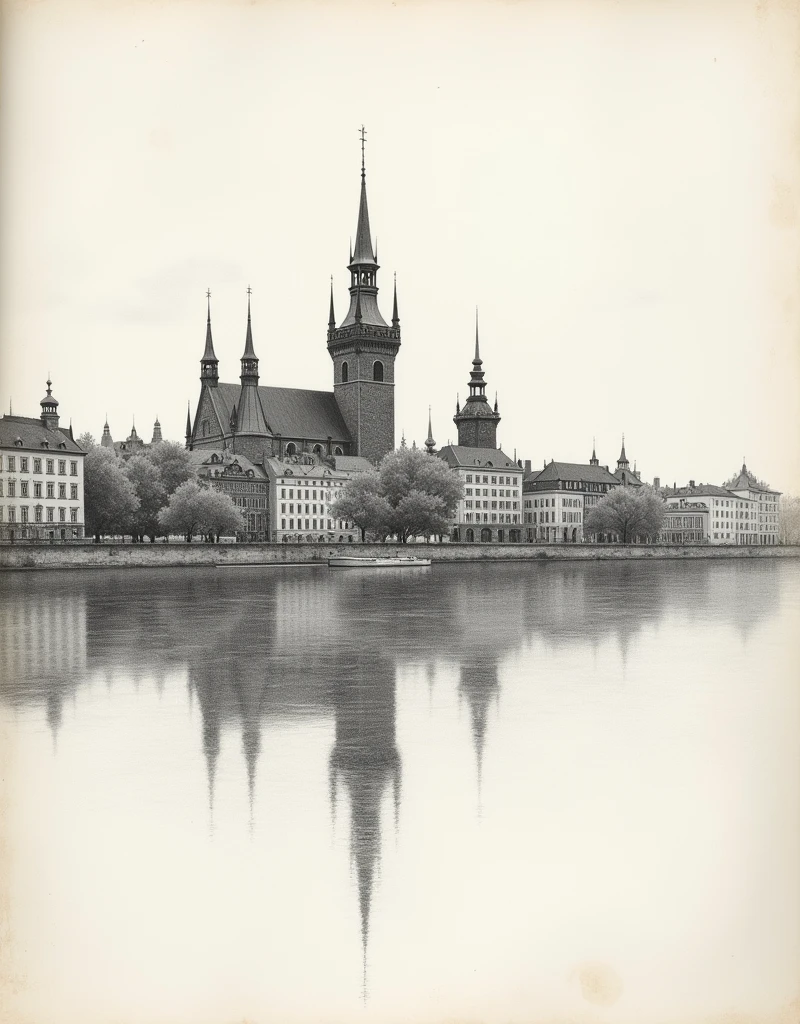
[[1, 0, 799, 492]]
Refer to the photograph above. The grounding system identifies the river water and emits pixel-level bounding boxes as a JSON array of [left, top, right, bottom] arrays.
[[1, 560, 798, 1024]]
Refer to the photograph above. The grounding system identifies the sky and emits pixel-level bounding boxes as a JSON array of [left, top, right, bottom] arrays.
[[1, 0, 799, 492]]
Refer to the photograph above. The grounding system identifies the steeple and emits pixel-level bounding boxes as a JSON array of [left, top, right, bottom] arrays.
[[40, 378, 59, 431], [201, 288, 219, 387], [328, 277, 336, 334], [151, 417, 163, 445], [617, 434, 629, 469], [101, 416, 114, 449], [392, 273, 399, 328], [185, 402, 192, 448], [240, 287, 259, 386], [453, 310, 501, 449], [590, 437, 599, 467], [425, 407, 436, 454]]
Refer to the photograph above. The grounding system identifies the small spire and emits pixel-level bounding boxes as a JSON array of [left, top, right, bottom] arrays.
[[242, 286, 257, 364], [392, 272, 399, 327], [455, 394, 460, 414], [185, 401, 192, 439], [425, 406, 436, 453], [230, 402, 238, 431], [474, 307, 481, 364], [328, 277, 336, 329], [400, 430, 406, 449]]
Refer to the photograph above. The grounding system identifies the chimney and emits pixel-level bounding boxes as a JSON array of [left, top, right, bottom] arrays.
[[653, 476, 660, 490], [524, 459, 532, 475], [689, 480, 695, 489]]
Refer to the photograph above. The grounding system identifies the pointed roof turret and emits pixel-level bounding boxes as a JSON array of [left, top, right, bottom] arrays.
[[200, 289, 219, 387], [617, 434, 629, 469], [425, 407, 436, 454], [328, 277, 336, 331], [243, 288, 256, 360], [453, 310, 501, 449], [352, 126, 376, 265], [392, 273, 399, 327], [590, 437, 599, 467], [185, 402, 192, 448]]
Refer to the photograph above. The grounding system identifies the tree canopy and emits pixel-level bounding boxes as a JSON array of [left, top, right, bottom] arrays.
[[330, 448, 463, 542], [585, 485, 665, 543], [76, 431, 96, 452], [83, 447, 140, 541], [146, 441, 195, 497], [157, 480, 245, 542], [124, 455, 167, 542]]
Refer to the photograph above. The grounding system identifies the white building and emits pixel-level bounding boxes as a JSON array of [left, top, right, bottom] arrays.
[[725, 462, 781, 546], [659, 498, 710, 544], [436, 445, 523, 543], [522, 456, 620, 543], [664, 482, 760, 545], [264, 452, 370, 543], [0, 381, 86, 541]]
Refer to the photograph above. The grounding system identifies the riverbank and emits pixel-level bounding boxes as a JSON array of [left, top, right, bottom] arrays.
[[1, 541, 798, 570]]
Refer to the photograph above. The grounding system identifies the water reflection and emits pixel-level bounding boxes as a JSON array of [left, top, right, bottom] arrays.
[[0, 559, 791, 1009]]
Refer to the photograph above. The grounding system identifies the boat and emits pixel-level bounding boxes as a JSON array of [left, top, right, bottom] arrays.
[[328, 555, 432, 568]]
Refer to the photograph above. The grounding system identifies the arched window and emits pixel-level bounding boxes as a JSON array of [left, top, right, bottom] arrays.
[[285, 442, 297, 456], [373, 360, 384, 382], [465, 529, 474, 543], [481, 527, 492, 542], [341, 361, 349, 383], [312, 444, 322, 454], [334, 446, 343, 455]]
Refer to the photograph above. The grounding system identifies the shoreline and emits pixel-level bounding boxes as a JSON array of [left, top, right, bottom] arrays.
[[1, 541, 798, 571]]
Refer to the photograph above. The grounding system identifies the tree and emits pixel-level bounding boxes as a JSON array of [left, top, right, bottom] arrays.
[[158, 480, 245, 542], [146, 441, 195, 497], [124, 455, 167, 542], [585, 485, 665, 543], [328, 471, 393, 541], [380, 447, 463, 542], [83, 447, 140, 542], [779, 494, 800, 544], [76, 431, 96, 451]]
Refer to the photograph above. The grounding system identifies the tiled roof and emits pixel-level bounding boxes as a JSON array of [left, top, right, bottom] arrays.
[[526, 461, 620, 486], [664, 484, 738, 498], [0, 415, 84, 454], [212, 383, 351, 442], [330, 455, 373, 473], [189, 449, 266, 477], [436, 445, 520, 470], [726, 465, 778, 494]]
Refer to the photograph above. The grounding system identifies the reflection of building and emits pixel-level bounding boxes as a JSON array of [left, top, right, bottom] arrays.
[[190, 449, 270, 541], [188, 143, 400, 467], [436, 317, 523, 543], [0, 380, 86, 540]]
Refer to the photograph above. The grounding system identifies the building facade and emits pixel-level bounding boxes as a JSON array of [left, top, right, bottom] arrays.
[[725, 463, 781, 545], [264, 452, 367, 543], [436, 320, 523, 543], [188, 146, 399, 468], [0, 381, 86, 541], [522, 452, 620, 543], [189, 450, 270, 541], [659, 499, 710, 544], [662, 472, 777, 546]]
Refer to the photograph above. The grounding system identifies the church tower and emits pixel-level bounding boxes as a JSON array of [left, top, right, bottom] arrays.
[[232, 289, 270, 460], [453, 312, 501, 449], [328, 129, 400, 465]]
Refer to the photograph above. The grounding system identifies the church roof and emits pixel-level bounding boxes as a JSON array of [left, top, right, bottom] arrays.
[[330, 455, 373, 473], [0, 415, 84, 454], [436, 445, 520, 470], [211, 383, 351, 442], [339, 290, 389, 328]]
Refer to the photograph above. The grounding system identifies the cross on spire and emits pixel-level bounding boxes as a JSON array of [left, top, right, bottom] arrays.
[[359, 125, 367, 176]]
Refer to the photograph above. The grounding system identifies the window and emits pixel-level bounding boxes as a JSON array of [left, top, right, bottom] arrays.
[[20, 458, 28, 472], [47, 483, 54, 499], [70, 484, 77, 500], [35, 507, 43, 523], [34, 483, 42, 498], [59, 508, 66, 522], [8, 507, 15, 522], [7, 457, 15, 472], [46, 508, 53, 522], [285, 442, 297, 456], [21, 507, 28, 523], [58, 460, 66, 474], [58, 483, 66, 499], [466, 475, 473, 483], [373, 360, 384, 382], [21, 481, 28, 497], [8, 481, 15, 497], [46, 459, 54, 474], [33, 459, 41, 473], [341, 361, 349, 383], [70, 461, 78, 476]]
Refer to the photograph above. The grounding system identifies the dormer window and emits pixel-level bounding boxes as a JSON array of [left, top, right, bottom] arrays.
[[14, 437, 22, 447], [41, 440, 49, 448]]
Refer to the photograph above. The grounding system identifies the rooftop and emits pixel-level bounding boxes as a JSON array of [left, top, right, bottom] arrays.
[[0, 415, 84, 455], [436, 445, 520, 470]]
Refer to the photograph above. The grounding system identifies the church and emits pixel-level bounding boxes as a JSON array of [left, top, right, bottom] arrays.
[[187, 142, 400, 467]]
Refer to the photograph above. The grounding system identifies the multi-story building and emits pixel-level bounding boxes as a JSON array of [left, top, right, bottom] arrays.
[[189, 449, 270, 541], [435, 320, 523, 543], [663, 482, 759, 545], [187, 142, 400, 468], [659, 498, 710, 544], [522, 445, 620, 543], [725, 462, 781, 545], [264, 452, 370, 543], [0, 380, 86, 541]]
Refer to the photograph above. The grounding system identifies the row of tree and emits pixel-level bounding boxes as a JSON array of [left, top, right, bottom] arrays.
[[79, 436, 245, 542]]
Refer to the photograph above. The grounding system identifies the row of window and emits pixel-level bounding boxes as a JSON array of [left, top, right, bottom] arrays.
[[524, 510, 580, 524], [1, 481, 78, 499], [280, 518, 351, 531], [0, 506, 80, 523], [280, 486, 341, 500], [464, 474, 518, 485], [667, 516, 705, 529], [462, 513, 520, 523], [231, 497, 267, 509], [463, 500, 519, 511], [5, 457, 79, 475], [340, 360, 384, 383], [464, 488, 519, 498]]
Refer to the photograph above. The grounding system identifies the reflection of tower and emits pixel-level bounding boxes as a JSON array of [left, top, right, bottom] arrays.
[[329, 651, 400, 999], [232, 675, 270, 832], [458, 657, 500, 813], [192, 672, 223, 823]]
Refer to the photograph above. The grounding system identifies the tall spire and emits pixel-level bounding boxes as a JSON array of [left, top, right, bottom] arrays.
[[392, 272, 399, 327], [328, 277, 336, 331], [201, 288, 219, 387], [474, 307, 481, 364], [453, 311, 501, 449], [240, 287, 259, 386], [352, 125, 376, 265], [185, 401, 192, 448], [590, 437, 599, 466], [425, 407, 436, 454], [617, 434, 629, 469]]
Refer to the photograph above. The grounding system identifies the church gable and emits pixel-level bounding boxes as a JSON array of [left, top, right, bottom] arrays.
[[194, 387, 226, 444]]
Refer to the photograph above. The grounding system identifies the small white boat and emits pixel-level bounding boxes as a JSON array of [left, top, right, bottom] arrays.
[[328, 555, 432, 568]]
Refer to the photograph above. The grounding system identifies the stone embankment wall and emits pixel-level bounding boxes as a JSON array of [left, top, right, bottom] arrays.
[[1, 542, 798, 571]]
